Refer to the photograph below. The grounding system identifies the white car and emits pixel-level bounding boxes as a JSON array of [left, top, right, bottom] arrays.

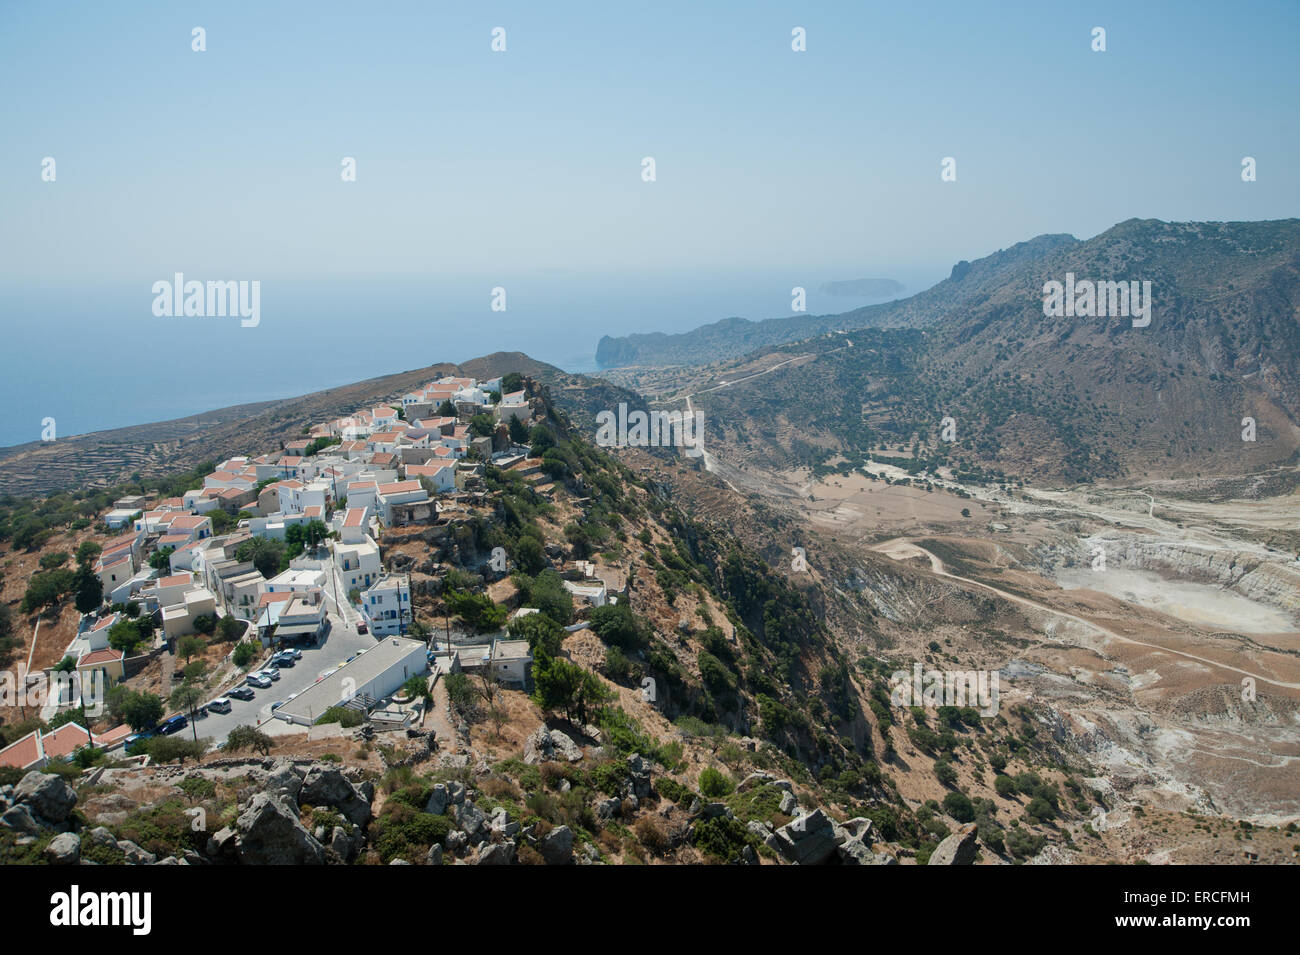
[[245, 673, 272, 689], [259, 668, 281, 682], [208, 697, 232, 714]]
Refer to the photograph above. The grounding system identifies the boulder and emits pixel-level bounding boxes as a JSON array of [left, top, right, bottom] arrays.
[[838, 838, 876, 865], [549, 729, 582, 762], [928, 823, 979, 866], [746, 820, 773, 844], [205, 827, 238, 861], [539, 825, 574, 865], [627, 754, 652, 799], [84, 826, 115, 849], [13, 772, 77, 823], [263, 760, 304, 803], [118, 840, 158, 866], [329, 826, 356, 864], [427, 844, 444, 866], [425, 783, 449, 816], [842, 818, 874, 842], [0, 804, 40, 835], [45, 832, 81, 865], [235, 793, 325, 865], [455, 802, 486, 839], [522, 725, 553, 765], [475, 840, 515, 865], [772, 809, 847, 865], [299, 767, 371, 827], [596, 797, 621, 820], [737, 771, 775, 792], [836, 817, 877, 865], [778, 791, 798, 815]]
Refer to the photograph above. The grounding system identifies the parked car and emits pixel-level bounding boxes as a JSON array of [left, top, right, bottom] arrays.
[[260, 668, 280, 682], [158, 714, 189, 735], [356, 622, 367, 634], [228, 686, 255, 701], [208, 697, 232, 713], [270, 700, 285, 711], [123, 731, 155, 748], [282, 647, 303, 660], [272, 654, 296, 668], [246, 674, 272, 689]]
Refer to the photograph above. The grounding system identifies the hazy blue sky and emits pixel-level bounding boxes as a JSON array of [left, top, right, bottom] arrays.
[[3, 0, 1297, 284]]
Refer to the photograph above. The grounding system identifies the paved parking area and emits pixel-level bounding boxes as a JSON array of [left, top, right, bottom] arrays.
[[188, 613, 385, 747]]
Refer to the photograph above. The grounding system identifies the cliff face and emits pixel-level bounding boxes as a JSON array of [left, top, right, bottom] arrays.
[[1042, 533, 1300, 619]]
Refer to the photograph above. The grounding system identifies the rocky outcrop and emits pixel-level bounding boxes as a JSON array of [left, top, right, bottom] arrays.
[[45, 832, 81, 865], [523, 725, 584, 764], [235, 793, 326, 865], [771, 809, 847, 865], [12, 772, 77, 825], [539, 825, 574, 865], [627, 754, 653, 799], [928, 823, 979, 865], [475, 840, 516, 865], [299, 767, 371, 827]]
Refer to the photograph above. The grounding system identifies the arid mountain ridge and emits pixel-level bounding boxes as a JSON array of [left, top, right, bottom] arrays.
[[602, 219, 1300, 483]]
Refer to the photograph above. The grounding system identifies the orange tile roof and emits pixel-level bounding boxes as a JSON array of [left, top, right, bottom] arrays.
[[79, 648, 124, 667], [92, 724, 133, 746], [41, 723, 91, 761], [378, 480, 423, 495], [0, 731, 41, 770]]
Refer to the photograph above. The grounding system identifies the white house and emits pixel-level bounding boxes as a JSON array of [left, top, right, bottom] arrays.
[[491, 638, 532, 688], [264, 566, 327, 596], [360, 574, 412, 637], [336, 506, 372, 544], [333, 537, 382, 595], [404, 463, 456, 493], [563, 579, 608, 607], [376, 480, 428, 524]]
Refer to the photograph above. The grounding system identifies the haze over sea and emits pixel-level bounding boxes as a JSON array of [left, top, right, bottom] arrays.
[[0, 267, 939, 449]]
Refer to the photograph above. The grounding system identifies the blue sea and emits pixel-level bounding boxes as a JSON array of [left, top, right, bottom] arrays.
[[0, 268, 941, 448]]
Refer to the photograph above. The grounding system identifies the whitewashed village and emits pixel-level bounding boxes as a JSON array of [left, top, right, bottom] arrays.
[[2, 373, 614, 770], [0, 358, 904, 868]]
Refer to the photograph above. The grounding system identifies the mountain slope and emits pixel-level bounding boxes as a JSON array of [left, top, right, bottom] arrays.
[[594, 233, 1077, 368], [622, 219, 1300, 482]]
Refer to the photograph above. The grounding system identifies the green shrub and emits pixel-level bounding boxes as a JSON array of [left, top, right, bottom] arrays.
[[115, 799, 206, 858], [942, 791, 975, 823], [654, 777, 693, 805], [317, 706, 364, 728], [698, 767, 734, 799], [371, 804, 452, 863], [692, 814, 757, 862]]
